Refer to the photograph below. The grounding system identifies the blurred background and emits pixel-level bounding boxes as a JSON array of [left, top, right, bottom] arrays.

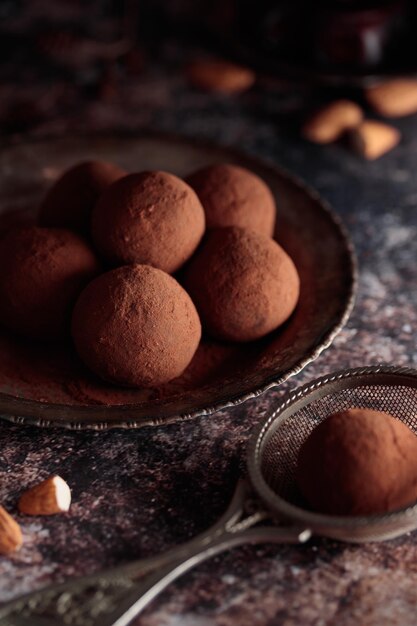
[[0, 0, 416, 138]]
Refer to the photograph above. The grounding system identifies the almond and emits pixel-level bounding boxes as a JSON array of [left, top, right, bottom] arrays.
[[186, 59, 255, 94], [365, 79, 417, 118], [0, 505, 23, 555], [18, 475, 71, 516], [348, 120, 400, 160], [302, 100, 363, 144]]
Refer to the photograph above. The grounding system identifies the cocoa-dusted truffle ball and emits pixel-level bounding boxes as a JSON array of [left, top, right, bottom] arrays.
[[38, 160, 126, 235], [0, 227, 99, 340], [0, 208, 35, 240], [72, 264, 202, 387], [296, 409, 417, 516], [183, 227, 299, 342], [91, 171, 206, 274], [186, 164, 276, 236]]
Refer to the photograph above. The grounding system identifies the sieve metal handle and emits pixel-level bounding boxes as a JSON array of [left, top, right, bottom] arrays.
[[0, 480, 310, 626]]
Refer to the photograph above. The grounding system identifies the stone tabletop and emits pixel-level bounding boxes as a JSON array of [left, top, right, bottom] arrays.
[[1, 6, 417, 624]]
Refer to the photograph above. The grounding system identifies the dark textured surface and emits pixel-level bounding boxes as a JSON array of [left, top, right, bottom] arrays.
[[1, 8, 417, 623]]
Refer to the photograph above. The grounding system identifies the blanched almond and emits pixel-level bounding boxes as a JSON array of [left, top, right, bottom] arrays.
[[366, 79, 417, 117], [302, 100, 363, 144], [186, 59, 255, 94], [348, 120, 400, 160], [18, 475, 71, 516], [0, 505, 22, 555]]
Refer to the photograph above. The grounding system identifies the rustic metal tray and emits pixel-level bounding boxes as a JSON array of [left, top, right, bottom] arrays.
[[0, 133, 356, 429]]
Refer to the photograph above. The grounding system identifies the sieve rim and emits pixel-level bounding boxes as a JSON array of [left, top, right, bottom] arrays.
[[247, 365, 417, 534]]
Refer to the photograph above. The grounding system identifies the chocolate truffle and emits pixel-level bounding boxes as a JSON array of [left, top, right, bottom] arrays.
[[186, 164, 276, 236], [183, 227, 299, 342], [296, 408, 417, 516], [0, 227, 99, 340], [38, 160, 126, 235], [91, 171, 206, 273], [0, 207, 35, 240], [72, 264, 202, 387]]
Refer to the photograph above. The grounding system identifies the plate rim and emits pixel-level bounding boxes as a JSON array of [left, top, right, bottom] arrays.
[[0, 131, 358, 430]]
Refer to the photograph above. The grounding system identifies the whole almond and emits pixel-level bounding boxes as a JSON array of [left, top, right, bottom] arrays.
[[348, 120, 400, 160], [18, 475, 71, 516], [186, 59, 255, 94], [0, 505, 23, 555], [366, 79, 417, 118], [302, 100, 364, 144]]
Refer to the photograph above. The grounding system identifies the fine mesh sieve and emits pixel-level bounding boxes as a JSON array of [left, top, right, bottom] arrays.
[[2, 366, 417, 626], [248, 365, 417, 542]]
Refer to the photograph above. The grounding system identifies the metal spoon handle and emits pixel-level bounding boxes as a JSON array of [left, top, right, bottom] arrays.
[[0, 481, 310, 626], [106, 525, 310, 626]]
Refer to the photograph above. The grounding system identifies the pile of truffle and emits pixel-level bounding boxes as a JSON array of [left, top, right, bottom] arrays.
[[0, 160, 299, 389]]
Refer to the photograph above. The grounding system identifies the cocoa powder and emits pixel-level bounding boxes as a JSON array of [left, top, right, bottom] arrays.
[[0, 327, 255, 406]]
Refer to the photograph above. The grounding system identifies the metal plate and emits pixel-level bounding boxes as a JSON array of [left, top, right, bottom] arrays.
[[0, 133, 356, 429]]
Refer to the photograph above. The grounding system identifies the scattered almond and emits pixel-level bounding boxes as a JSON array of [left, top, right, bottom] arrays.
[[18, 475, 71, 516], [348, 120, 401, 160], [0, 505, 22, 555], [365, 79, 417, 118], [186, 59, 255, 94], [302, 100, 364, 144]]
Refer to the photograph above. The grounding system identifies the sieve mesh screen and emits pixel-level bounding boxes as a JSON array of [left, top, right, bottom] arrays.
[[261, 384, 417, 503], [249, 370, 417, 541]]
